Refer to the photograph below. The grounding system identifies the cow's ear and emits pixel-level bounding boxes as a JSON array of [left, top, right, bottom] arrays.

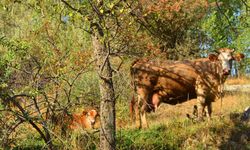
[[219, 48, 234, 53], [233, 53, 245, 61], [208, 54, 218, 61]]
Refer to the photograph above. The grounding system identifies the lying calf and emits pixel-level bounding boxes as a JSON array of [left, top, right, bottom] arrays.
[[69, 109, 99, 130]]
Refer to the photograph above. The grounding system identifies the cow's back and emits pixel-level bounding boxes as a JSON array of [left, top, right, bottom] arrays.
[[131, 58, 213, 104]]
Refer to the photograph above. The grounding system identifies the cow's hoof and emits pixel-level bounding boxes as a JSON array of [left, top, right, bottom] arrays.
[[197, 117, 205, 122]]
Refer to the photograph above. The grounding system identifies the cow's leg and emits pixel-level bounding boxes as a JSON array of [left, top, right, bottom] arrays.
[[197, 95, 206, 120], [140, 89, 150, 128], [135, 88, 149, 128], [130, 96, 136, 123], [135, 95, 148, 129], [196, 77, 209, 120], [134, 98, 141, 128], [141, 103, 148, 128], [205, 101, 212, 119], [135, 94, 147, 128]]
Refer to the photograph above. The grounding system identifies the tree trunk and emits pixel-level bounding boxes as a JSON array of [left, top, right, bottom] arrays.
[[92, 31, 116, 150]]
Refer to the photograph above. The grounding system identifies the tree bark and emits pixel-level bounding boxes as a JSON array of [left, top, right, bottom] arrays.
[[92, 31, 116, 150]]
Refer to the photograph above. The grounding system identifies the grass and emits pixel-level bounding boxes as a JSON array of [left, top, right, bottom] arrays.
[[116, 83, 250, 150], [225, 76, 250, 85], [5, 78, 250, 150]]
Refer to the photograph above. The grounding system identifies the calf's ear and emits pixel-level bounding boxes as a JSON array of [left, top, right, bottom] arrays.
[[208, 54, 218, 61], [233, 53, 245, 61]]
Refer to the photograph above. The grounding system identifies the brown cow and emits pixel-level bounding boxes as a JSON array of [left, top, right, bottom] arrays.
[[130, 48, 244, 128], [69, 109, 99, 130]]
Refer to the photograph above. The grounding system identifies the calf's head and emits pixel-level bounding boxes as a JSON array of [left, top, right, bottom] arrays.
[[84, 109, 99, 128]]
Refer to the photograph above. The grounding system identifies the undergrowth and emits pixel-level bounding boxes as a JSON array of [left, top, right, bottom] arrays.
[[6, 87, 250, 150], [117, 116, 250, 150]]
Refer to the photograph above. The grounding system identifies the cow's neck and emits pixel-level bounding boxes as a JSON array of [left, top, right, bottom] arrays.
[[196, 58, 228, 84]]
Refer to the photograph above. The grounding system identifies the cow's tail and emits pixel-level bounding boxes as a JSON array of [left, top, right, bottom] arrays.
[[129, 95, 136, 122], [130, 59, 140, 92], [129, 59, 139, 123]]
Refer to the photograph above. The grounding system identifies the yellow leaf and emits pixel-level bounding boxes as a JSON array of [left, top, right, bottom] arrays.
[[109, 3, 114, 9]]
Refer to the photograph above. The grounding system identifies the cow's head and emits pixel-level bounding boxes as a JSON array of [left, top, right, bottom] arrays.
[[218, 48, 234, 75], [209, 48, 245, 76], [85, 109, 99, 128]]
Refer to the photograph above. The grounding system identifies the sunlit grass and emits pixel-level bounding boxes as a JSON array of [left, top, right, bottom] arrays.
[[117, 87, 250, 149], [225, 76, 250, 85]]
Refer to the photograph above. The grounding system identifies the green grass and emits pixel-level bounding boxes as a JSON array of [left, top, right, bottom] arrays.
[[13, 134, 45, 150], [117, 116, 250, 150]]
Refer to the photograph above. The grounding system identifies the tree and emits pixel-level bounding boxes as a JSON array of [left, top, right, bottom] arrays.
[[128, 0, 210, 59], [200, 0, 249, 75], [60, 0, 123, 149], [1, 0, 249, 149], [60, 1, 152, 148], [0, 1, 95, 149]]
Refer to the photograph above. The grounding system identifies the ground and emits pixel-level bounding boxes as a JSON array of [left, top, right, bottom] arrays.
[[116, 77, 250, 150]]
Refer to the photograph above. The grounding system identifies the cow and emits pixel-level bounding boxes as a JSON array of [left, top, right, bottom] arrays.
[[130, 48, 244, 128], [69, 109, 99, 130]]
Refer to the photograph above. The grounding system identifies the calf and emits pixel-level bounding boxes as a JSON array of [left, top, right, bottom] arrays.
[[69, 109, 99, 130]]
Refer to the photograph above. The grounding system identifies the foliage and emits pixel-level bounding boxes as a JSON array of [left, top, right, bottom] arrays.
[[129, 0, 211, 59], [0, 1, 97, 149], [0, 0, 249, 149], [200, 0, 249, 74]]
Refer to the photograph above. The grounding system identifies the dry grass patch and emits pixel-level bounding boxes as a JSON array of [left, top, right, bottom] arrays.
[[225, 76, 250, 85], [119, 90, 250, 149]]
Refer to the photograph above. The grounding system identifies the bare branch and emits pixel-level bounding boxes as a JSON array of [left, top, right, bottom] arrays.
[[215, 0, 237, 34], [60, 0, 83, 15]]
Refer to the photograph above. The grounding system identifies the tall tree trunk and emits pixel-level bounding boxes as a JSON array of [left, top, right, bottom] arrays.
[[92, 31, 116, 150]]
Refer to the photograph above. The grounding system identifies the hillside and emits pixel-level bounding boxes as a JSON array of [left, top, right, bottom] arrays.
[[115, 78, 250, 150]]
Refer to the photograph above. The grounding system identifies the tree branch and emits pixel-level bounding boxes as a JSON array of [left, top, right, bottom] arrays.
[[60, 0, 83, 15]]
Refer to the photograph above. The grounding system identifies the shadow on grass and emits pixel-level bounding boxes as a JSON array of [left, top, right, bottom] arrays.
[[219, 112, 250, 150]]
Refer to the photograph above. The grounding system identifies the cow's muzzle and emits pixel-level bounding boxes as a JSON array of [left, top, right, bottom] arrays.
[[223, 69, 230, 75]]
